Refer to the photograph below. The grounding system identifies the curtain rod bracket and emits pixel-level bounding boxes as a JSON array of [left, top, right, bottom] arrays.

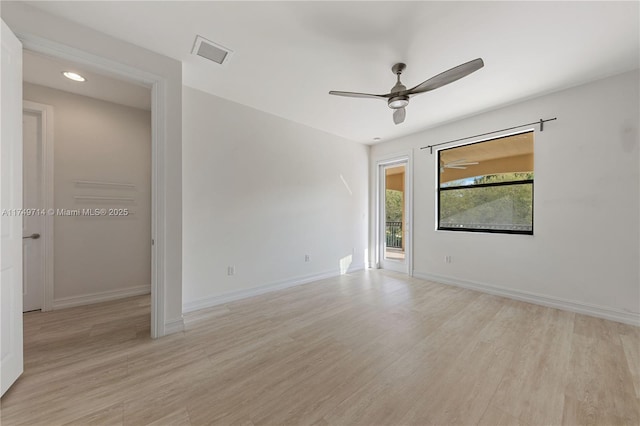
[[539, 119, 544, 132]]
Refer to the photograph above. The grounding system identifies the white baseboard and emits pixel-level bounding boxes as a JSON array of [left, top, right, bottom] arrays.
[[413, 271, 640, 327], [52, 285, 151, 310], [183, 264, 365, 314], [164, 317, 185, 335], [349, 263, 366, 274]]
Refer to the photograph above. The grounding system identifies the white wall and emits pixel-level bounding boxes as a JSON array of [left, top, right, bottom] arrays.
[[370, 70, 640, 324], [24, 83, 151, 307], [182, 86, 369, 311], [2, 3, 183, 334]]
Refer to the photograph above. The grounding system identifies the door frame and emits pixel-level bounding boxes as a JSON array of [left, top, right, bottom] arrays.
[[23, 101, 54, 311], [18, 33, 167, 338], [375, 152, 413, 275]]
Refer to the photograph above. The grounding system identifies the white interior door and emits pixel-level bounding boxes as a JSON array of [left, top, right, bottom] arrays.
[[1, 19, 24, 396], [22, 110, 44, 312]]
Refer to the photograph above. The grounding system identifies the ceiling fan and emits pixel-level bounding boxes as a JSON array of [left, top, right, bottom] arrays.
[[329, 58, 484, 125], [440, 159, 479, 173]]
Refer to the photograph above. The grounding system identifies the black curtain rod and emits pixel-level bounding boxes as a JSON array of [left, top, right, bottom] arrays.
[[421, 117, 557, 154]]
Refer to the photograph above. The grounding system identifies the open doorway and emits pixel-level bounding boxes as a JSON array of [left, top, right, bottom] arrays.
[[2, 19, 176, 395], [384, 165, 406, 262], [21, 50, 153, 336], [377, 156, 411, 274]]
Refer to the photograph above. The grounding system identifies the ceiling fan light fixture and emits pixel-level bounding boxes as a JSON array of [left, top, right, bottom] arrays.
[[388, 96, 409, 109], [62, 71, 86, 82]]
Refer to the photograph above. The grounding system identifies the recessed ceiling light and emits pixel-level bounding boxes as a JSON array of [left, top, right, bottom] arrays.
[[62, 71, 86, 82]]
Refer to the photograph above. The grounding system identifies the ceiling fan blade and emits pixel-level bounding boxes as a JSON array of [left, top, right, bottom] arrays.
[[393, 107, 406, 125], [328, 90, 388, 100], [447, 158, 472, 164], [407, 58, 484, 95], [448, 162, 479, 166]]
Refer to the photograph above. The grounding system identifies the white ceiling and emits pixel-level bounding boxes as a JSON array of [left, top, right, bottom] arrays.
[[26, 1, 639, 144], [23, 50, 151, 111]]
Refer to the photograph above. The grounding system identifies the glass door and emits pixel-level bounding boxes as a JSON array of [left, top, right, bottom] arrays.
[[379, 160, 409, 273]]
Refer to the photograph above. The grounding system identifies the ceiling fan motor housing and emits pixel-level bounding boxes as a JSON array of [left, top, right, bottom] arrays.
[[388, 63, 409, 109]]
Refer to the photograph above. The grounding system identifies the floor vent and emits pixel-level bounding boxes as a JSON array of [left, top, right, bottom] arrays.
[[192, 35, 233, 65]]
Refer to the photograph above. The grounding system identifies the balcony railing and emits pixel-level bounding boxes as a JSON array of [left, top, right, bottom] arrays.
[[439, 222, 532, 232], [386, 221, 403, 249]]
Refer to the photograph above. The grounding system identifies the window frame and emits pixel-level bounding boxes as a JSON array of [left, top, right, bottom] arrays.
[[436, 132, 534, 236]]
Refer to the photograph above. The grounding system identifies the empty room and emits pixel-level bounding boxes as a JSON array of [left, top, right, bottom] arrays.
[[1, 1, 638, 425]]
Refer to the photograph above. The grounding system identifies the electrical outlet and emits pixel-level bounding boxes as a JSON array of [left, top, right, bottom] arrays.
[[305, 254, 310, 262], [227, 265, 235, 276]]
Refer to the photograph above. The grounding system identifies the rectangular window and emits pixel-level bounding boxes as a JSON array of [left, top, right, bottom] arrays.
[[438, 131, 534, 235]]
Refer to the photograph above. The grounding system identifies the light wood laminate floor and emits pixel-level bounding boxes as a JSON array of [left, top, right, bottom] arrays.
[[1, 270, 638, 425]]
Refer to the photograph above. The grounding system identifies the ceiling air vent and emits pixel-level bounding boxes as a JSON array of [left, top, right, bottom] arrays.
[[192, 35, 233, 65]]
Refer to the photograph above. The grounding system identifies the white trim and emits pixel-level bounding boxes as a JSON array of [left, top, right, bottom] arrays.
[[52, 285, 150, 310], [19, 33, 168, 337], [164, 318, 185, 334], [22, 101, 54, 312], [74, 180, 136, 189], [183, 265, 365, 314], [73, 195, 135, 202], [150, 77, 166, 339], [374, 151, 413, 276], [351, 263, 366, 273], [413, 271, 640, 326]]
